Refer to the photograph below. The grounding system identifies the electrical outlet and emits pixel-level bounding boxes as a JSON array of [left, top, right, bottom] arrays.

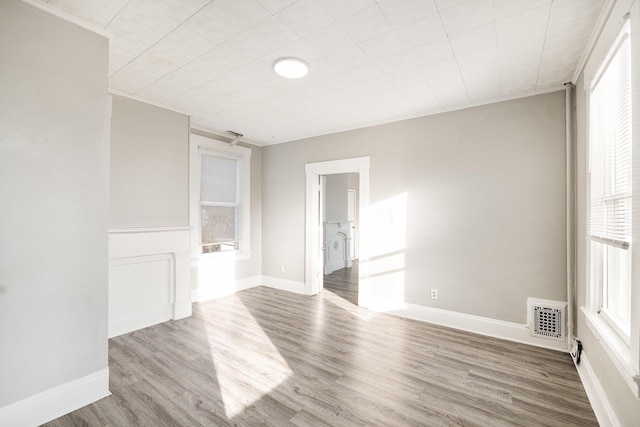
[[280, 264, 285, 273], [430, 289, 438, 300]]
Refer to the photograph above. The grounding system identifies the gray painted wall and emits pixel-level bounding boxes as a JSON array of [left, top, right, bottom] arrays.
[[347, 172, 359, 191], [0, 0, 109, 406], [262, 92, 567, 324], [110, 95, 189, 228], [325, 174, 349, 222], [245, 142, 263, 279]]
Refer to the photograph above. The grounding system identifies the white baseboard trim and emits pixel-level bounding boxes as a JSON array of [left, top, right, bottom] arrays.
[[0, 368, 110, 427], [192, 275, 262, 302], [324, 261, 350, 275], [574, 352, 621, 427], [379, 302, 569, 352], [261, 276, 306, 294], [109, 306, 169, 338], [235, 275, 262, 292]]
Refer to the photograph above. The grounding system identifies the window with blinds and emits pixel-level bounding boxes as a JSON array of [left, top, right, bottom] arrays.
[[588, 21, 633, 337], [588, 27, 632, 250], [199, 150, 240, 253]]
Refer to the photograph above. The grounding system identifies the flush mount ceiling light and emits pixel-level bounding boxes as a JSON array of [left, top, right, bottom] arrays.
[[274, 58, 308, 79]]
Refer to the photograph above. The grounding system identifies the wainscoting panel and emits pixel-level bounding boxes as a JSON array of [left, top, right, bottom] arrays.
[[109, 227, 191, 338], [109, 255, 171, 338]]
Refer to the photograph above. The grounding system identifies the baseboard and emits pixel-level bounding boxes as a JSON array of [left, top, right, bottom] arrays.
[[261, 275, 306, 294], [109, 306, 170, 338], [379, 302, 569, 352], [192, 275, 307, 301], [0, 368, 110, 427], [324, 261, 349, 275], [574, 352, 621, 427], [192, 275, 262, 302]]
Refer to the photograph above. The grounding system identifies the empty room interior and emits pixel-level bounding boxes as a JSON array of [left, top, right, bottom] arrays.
[[2, 0, 640, 425]]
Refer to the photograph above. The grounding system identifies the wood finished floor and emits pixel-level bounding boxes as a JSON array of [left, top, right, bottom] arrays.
[[46, 268, 597, 426], [323, 261, 359, 306]]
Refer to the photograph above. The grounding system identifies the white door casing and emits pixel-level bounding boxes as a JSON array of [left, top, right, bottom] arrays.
[[305, 157, 370, 305], [348, 189, 357, 259]]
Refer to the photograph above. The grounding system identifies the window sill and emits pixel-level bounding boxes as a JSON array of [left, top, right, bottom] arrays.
[[191, 251, 251, 267], [581, 306, 640, 397]]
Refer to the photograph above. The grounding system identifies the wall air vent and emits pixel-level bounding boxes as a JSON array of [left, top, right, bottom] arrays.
[[527, 298, 567, 341]]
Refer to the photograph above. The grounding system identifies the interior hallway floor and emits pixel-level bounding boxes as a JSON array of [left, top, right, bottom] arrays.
[[323, 260, 359, 306]]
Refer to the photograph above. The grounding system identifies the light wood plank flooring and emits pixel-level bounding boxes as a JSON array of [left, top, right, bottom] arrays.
[[323, 261, 358, 305], [46, 279, 597, 426]]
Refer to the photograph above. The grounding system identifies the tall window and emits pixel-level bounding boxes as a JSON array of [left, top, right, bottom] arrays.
[[588, 23, 632, 339], [189, 134, 251, 258], [200, 151, 240, 253]]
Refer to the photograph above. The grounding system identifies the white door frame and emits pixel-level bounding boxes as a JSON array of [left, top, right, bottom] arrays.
[[347, 188, 357, 259], [305, 157, 370, 304]]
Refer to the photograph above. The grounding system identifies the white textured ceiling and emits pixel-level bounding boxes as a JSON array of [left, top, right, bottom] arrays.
[[41, 0, 605, 145]]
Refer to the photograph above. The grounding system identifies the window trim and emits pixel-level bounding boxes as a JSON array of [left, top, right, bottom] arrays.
[[587, 19, 632, 340], [199, 148, 241, 253], [582, 306, 639, 397], [583, 8, 640, 398], [189, 134, 251, 264], [588, 25, 632, 252]]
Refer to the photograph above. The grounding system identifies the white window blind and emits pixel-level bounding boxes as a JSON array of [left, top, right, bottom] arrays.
[[201, 154, 237, 204], [588, 28, 632, 250]]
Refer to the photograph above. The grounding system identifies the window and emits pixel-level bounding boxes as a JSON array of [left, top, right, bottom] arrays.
[[200, 152, 240, 253], [189, 134, 251, 259], [588, 22, 632, 340]]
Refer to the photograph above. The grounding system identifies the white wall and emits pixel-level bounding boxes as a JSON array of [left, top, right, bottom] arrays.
[[0, 0, 110, 423], [262, 92, 567, 325]]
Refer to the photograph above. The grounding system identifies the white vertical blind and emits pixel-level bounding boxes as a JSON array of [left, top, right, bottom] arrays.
[[588, 29, 632, 250]]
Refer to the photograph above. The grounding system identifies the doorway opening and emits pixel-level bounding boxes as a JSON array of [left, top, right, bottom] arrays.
[[305, 157, 369, 307], [322, 173, 359, 305]]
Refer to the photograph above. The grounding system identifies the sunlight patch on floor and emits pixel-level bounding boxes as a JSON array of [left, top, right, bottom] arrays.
[[322, 288, 377, 321], [205, 300, 293, 418]]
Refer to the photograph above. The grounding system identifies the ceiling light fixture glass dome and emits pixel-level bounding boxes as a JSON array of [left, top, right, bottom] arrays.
[[274, 58, 308, 79]]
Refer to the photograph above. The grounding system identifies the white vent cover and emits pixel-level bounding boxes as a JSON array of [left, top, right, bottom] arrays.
[[527, 298, 567, 341]]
